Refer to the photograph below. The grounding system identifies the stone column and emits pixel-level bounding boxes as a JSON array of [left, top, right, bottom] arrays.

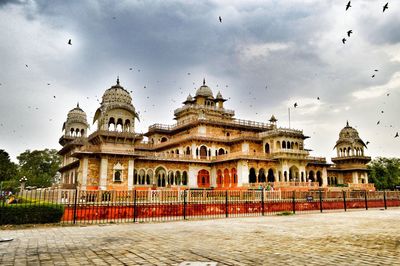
[[128, 159, 134, 190], [237, 160, 249, 186], [99, 157, 108, 190], [192, 143, 197, 159], [322, 167, 328, 187], [81, 157, 88, 190]]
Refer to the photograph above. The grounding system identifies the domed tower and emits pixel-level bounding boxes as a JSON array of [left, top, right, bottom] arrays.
[[173, 78, 234, 123], [60, 103, 89, 146], [93, 77, 139, 132], [331, 121, 371, 186]]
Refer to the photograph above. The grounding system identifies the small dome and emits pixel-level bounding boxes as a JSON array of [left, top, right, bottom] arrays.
[[67, 103, 88, 123], [269, 115, 277, 123], [339, 121, 360, 140], [195, 78, 214, 98], [216, 91, 223, 99], [101, 78, 132, 105], [335, 121, 366, 148], [186, 94, 193, 101]]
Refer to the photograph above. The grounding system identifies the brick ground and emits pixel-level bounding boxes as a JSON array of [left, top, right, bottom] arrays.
[[1, 209, 400, 265]]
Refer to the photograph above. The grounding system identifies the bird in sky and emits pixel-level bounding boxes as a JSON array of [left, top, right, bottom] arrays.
[[53, 96, 56, 99], [347, 30, 353, 37], [387, 93, 390, 96], [381, 111, 384, 113], [346, 1, 351, 11], [366, 141, 370, 145], [294, 103, 298, 108], [219, 16, 222, 23], [383, 2, 389, 12], [317, 97, 320, 100], [395, 132, 399, 138], [129, 68, 133, 70], [377, 120, 380, 125], [68, 39, 72, 45], [372, 74, 375, 78], [25, 64, 28, 67], [342, 38, 346, 44], [374, 69, 379, 72]]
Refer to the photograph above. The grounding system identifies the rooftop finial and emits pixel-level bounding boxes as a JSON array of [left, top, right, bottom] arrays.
[[77, 102, 80, 108], [203, 78, 206, 86], [346, 120, 349, 127], [117, 76, 120, 85]]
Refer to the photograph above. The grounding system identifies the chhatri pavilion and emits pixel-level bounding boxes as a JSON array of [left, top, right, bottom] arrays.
[[58, 78, 373, 191]]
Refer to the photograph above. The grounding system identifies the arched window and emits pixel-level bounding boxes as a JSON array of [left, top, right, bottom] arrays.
[[80, 129, 85, 137], [175, 171, 181, 185], [218, 148, 225, 155], [168, 171, 174, 185], [287, 141, 291, 149], [224, 168, 230, 187], [186, 147, 191, 155], [124, 119, 131, 132], [308, 170, 315, 182], [108, 117, 115, 131], [284, 171, 288, 182], [175, 149, 179, 155], [317, 171, 322, 186], [160, 137, 168, 142], [282, 141, 286, 149], [267, 169, 275, 182], [265, 143, 270, 154], [182, 171, 188, 186], [231, 168, 237, 187]]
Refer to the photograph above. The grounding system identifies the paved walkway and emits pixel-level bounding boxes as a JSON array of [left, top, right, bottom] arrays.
[[1, 209, 400, 265]]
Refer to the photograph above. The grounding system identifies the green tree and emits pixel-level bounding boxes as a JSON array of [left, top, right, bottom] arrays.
[[0, 149, 18, 182], [17, 149, 61, 188], [368, 157, 400, 190]]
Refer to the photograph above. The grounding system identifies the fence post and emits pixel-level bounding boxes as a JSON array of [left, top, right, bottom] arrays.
[[383, 190, 387, 210], [183, 189, 187, 220], [343, 190, 347, 212], [225, 190, 229, 218], [292, 190, 296, 214], [364, 190, 368, 210], [319, 189, 323, 213], [133, 190, 137, 223], [261, 188, 265, 216], [73, 187, 78, 224]]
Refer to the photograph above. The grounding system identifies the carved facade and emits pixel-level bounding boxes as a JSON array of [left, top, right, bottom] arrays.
[[58, 79, 373, 191]]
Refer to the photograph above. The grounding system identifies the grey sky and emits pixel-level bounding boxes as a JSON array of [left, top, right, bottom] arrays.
[[0, 0, 399, 162]]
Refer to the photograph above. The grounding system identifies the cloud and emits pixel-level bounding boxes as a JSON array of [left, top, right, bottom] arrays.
[[352, 72, 400, 100]]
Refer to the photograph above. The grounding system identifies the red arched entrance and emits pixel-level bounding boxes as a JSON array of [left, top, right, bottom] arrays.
[[197, 169, 210, 188]]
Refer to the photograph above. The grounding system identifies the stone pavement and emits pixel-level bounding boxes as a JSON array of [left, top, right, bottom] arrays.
[[1, 209, 400, 265]]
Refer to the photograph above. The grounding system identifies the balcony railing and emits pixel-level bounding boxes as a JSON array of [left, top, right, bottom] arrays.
[[243, 182, 320, 188], [174, 104, 235, 116], [347, 183, 375, 190]]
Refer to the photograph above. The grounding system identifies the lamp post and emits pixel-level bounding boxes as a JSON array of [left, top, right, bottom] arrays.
[[19, 176, 27, 192]]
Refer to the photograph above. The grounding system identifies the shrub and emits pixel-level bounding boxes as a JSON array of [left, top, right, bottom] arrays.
[[0, 203, 64, 225]]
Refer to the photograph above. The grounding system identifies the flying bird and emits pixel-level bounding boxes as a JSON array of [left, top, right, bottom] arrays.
[[53, 96, 56, 98], [294, 103, 298, 108], [129, 68, 133, 70], [395, 132, 399, 138], [377, 120, 380, 125], [374, 69, 379, 72], [372, 75, 375, 78], [219, 16, 222, 23], [366, 141, 370, 145], [383, 2, 388, 12], [342, 38, 346, 44], [346, 1, 351, 11], [387, 93, 390, 96], [347, 30, 353, 37], [68, 39, 72, 45], [381, 111, 384, 113], [25, 64, 28, 67], [317, 97, 320, 100]]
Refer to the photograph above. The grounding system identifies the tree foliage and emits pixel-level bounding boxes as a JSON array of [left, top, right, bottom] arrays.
[[0, 149, 18, 182], [368, 157, 400, 190], [17, 149, 61, 188]]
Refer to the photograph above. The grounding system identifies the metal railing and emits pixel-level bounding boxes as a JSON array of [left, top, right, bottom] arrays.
[[1, 189, 399, 225]]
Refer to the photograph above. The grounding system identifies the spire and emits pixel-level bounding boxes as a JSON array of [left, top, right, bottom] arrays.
[[203, 78, 206, 86], [77, 102, 80, 108], [117, 76, 120, 85], [346, 120, 349, 127]]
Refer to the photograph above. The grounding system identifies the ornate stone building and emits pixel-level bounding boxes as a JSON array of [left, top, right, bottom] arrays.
[[58, 78, 373, 191]]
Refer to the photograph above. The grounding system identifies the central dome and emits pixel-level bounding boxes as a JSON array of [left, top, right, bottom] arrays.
[[101, 78, 132, 105], [339, 121, 360, 140], [195, 79, 214, 98]]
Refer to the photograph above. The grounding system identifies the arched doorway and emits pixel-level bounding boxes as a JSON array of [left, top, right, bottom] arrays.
[[155, 167, 167, 187], [267, 169, 275, 182], [200, 146, 207, 159], [317, 171, 322, 186], [258, 168, 266, 183], [197, 169, 210, 188], [217, 169, 223, 188], [249, 168, 257, 183], [223, 168, 230, 187], [289, 166, 299, 181], [308, 170, 315, 182]]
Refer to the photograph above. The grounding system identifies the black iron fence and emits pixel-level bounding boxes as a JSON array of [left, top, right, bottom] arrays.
[[1, 189, 399, 225]]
